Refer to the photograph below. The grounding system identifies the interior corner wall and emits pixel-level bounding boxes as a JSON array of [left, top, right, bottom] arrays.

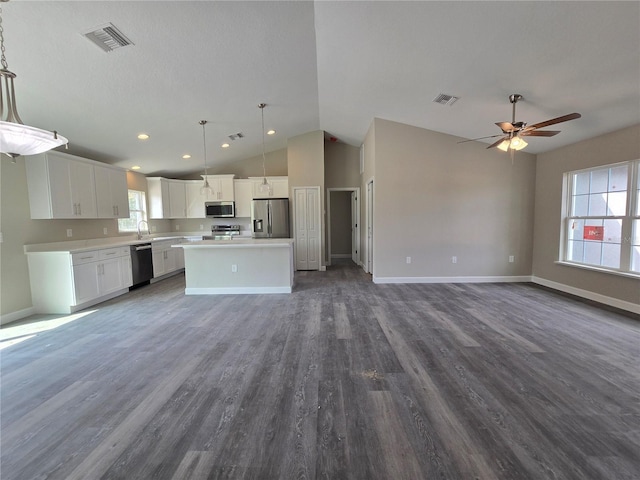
[[287, 130, 326, 264], [325, 141, 360, 188], [371, 117, 536, 281], [532, 124, 640, 307]]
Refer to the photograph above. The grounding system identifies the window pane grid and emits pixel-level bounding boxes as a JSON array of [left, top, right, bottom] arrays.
[[564, 161, 637, 275], [118, 190, 147, 232]]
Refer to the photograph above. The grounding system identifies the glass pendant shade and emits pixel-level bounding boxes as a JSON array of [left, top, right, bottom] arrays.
[[0, 120, 68, 157], [0, 6, 67, 159], [200, 177, 212, 196]]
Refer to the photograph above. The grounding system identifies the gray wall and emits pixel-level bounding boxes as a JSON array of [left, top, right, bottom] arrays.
[[369, 118, 536, 280], [330, 191, 352, 256], [532, 124, 640, 306]]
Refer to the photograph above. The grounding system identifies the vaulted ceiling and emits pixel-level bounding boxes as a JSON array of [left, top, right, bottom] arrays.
[[4, 1, 639, 177]]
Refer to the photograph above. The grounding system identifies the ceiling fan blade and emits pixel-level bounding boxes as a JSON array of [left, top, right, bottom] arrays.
[[457, 133, 504, 144], [520, 130, 560, 137], [486, 137, 507, 149], [522, 113, 581, 132]]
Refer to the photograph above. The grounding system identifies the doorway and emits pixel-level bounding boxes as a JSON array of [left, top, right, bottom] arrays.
[[326, 187, 360, 267]]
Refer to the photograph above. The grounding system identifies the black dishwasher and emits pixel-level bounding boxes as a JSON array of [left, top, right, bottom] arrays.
[[130, 243, 153, 288]]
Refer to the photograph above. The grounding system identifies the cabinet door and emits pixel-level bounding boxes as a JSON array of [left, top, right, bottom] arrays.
[[251, 177, 289, 199], [99, 257, 124, 295], [186, 181, 206, 218], [73, 262, 100, 305], [148, 178, 170, 219], [218, 177, 235, 201], [70, 161, 97, 218], [121, 255, 133, 287], [152, 247, 166, 277], [234, 179, 252, 218], [95, 166, 130, 219], [47, 154, 75, 218], [164, 248, 178, 273], [168, 181, 187, 218]]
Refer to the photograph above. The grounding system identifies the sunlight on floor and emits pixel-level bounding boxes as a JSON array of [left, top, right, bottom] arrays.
[[0, 310, 98, 350]]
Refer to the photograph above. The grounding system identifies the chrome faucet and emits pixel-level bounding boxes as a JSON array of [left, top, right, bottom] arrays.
[[137, 220, 150, 240]]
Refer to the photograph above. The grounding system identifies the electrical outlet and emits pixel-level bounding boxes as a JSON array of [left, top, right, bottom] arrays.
[[175, 225, 180, 231], [406, 256, 411, 264], [231, 264, 238, 273], [509, 255, 515, 263], [103, 227, 108, 235], [199, 224, 204, 230], [0, 232, 3, 243], [452, 256, 457, 264], [151, 225, 157, 232], [66, 229, 73, 237]]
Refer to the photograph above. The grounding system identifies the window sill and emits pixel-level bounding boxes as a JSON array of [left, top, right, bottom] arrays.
[[555, 261, 640, 280]]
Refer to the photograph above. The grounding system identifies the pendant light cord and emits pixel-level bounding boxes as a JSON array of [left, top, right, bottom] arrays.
[[260, 103, 267, 179], [201, 120, 208, 177]]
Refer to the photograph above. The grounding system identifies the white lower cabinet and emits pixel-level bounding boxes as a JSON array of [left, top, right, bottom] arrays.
[[27, 246, 132, 314], [152, 240, 184, 278]]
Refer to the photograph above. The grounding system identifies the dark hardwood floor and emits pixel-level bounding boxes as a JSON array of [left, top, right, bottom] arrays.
[[1, 262, 639, 479]]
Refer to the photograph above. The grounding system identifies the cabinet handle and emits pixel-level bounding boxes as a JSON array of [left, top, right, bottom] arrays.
[[116, 205, 119, 215], [105, 252, 116, 256], [78, 203, 81, 216], [80, 256, 93, 260]]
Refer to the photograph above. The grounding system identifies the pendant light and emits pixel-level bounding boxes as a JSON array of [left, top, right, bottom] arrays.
[[0, 3, 68, 160], [199, 120, 213, 196], [258, 103, 271, 194]]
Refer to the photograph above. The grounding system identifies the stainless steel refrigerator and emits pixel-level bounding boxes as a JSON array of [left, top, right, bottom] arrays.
[[251, 198, 290, 238]]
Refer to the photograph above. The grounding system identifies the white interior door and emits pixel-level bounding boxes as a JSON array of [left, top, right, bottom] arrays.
[[294, 187, 320, 271]]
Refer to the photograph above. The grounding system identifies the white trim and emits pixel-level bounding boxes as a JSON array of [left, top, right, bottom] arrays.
[[185, 286, 292, 295], [554, 260, 640, 280], [373, 275, 532, 284], [0, 306, 36, 326], [532, 276, 640, 315]]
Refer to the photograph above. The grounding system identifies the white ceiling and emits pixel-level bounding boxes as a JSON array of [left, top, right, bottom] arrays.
[[4, 1, 639, 177]]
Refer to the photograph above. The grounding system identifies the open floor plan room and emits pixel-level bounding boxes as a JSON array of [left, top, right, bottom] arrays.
[[1, 263, 639, 479]]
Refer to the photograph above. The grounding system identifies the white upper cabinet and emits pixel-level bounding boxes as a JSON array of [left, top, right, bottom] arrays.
[[94, 164, 130, 218], [25, 151, 99, 219], [185, 181, 206, 218], [148, 177, 186, 219], [202, 175, 235, 201], [233, 179, 253, 218], [250, 176, 289, 199]]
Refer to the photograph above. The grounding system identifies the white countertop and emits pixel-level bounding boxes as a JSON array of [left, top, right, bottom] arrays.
[[23, 234, 204, 254], [178, 238, 294, 249]]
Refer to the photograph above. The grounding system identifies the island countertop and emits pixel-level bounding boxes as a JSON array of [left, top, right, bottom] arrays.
[[174, 238, 294, 249]]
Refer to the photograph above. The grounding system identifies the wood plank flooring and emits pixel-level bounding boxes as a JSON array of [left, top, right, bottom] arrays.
[[1, 263, 639, 479]]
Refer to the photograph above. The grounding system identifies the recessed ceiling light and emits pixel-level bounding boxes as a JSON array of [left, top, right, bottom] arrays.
[[221, 143, 230, 148], [182, 154, 191, 159], [137, 133, 149, 140], [267, 129, 276, 135], [131, 165, 141, 170]]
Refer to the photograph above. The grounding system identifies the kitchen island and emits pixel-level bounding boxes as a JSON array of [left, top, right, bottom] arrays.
[[176, 238, 294, 294]]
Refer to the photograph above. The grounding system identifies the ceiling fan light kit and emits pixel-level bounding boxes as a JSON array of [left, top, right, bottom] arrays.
[[0, 1, 68, 160], [459, 93, 581, 155]]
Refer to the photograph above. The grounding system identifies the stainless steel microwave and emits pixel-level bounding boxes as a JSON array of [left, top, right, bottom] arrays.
[[205, 201, 235, 218]]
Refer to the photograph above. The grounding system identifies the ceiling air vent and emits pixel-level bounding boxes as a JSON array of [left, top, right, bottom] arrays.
[[228, 132, 244, 141], [83, 23, 133, 53], [432, 93, 459, 106]]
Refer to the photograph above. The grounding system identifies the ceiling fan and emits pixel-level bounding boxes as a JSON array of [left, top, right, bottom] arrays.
[[460, 94, 581, 153]]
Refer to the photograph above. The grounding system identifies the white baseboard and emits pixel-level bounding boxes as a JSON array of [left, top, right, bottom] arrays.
[[373, 275, 532, 284], [531, 276, 640, 315], [0, 306, 36, 326], [185, 286, 292, 295]]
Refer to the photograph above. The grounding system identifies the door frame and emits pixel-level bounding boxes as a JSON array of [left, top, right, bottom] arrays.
[[326, 187, 360, 267]]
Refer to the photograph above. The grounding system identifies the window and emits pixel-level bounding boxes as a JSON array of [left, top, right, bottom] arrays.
[[563, 160, 639, 275], [118, 190, 147, 232]]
